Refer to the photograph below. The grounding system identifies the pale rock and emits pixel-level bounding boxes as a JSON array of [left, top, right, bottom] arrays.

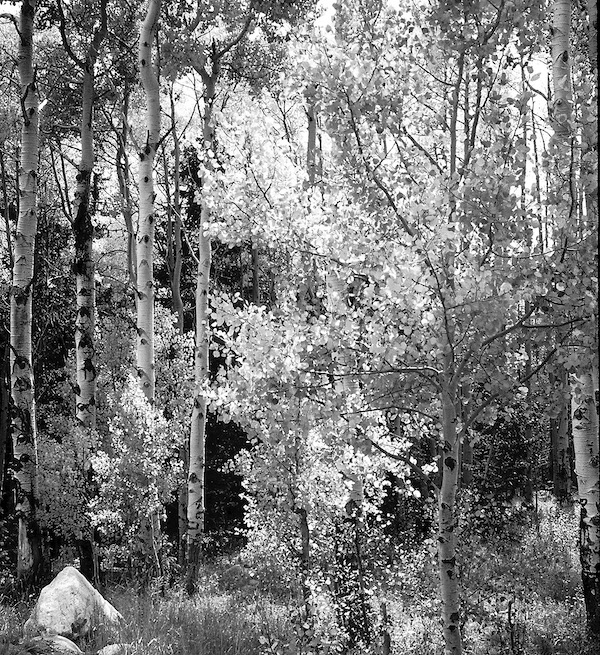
[[97, 645, 130, 655], [26, 634, 84, 653], [23, 566, 123, 640]]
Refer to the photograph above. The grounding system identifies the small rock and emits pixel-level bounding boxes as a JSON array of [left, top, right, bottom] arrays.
[[24, 566, 123, 640], [97, 645, 129, 655]]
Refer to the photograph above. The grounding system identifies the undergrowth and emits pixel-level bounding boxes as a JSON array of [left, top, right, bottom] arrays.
[[0, 496, 598, 654]]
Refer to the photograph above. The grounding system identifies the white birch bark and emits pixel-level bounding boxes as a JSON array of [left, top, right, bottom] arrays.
[[73, 68, 97, 428], [186, 208, 211, 582], [551, 0, 599, 631], [589, 0, 598, 74], [70, 2, 107, 429], [571, 361, 600, 632], [137, 0, 161, 402], [10, 0, 40, 581], [551, 0, 574, 136], [186, 68, 216, 590], [438, 380, 462, 654], [135, 0, 162, 574]]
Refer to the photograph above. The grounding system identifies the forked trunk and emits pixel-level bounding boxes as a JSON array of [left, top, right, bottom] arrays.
[[10, 0, 41, 583]]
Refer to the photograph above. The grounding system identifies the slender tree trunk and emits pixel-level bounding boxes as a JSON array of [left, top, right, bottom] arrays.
[[164, 84, 184, 332], [137, 0, 161, 574], [551, 368, 572, 502], [186, 69, 216, 593], [251, 242, 259, 304], [438, 380, 462, 655], [116, 86, 137, 291], [73, 132, 95, 429], [1, 150, 14, 270], [571, 360, 600, 633], [160, 93, 187, 558], [186, 202, 211, 591], [551, 0, 599, 632], [137, 0, 161, 402], [68, 0, 107, 429], [60, 1, 108, 583], [10, 0, 41, 584], [587, 0, 597, 75], [304, 84, 317, 189], [0, 346, 9, 496]]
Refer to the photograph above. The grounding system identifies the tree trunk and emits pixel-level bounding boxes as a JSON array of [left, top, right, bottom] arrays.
[[10, 0, 41, 584], [551, 368, 571, 502], [551, 0, 573, 136], [305, 84, 317, 189], [62, 1, 107, 582], [116, 86, 137, 291], [186, 68, 216, 593], [438, 381, 462, 654], [571, 361, 600, 633], [137, 0, 161, 574], [0, 345, 9, 496], [186, 222, 211, 592], [70, 2, 107, 428], [251, 242, 259, 304], [587, 0, 597, 74], [550, 0, 599, 633], [164, 84, 185, 332], [1, 149, 14, 270], [137, 0, 161, 402]]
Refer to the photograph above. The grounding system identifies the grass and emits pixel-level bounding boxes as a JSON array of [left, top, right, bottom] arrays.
[[1, 496, 599, 654]]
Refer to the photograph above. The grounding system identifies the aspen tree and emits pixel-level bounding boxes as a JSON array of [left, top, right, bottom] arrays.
[[137, 0, 161, 402], [55, 0, 108, 582], [186, 63, 216, 593], [551, 0, 599, 632], [57, 0, 108, 430], [137, 0, 162, 573], [571, 363, 600, 632], [10, 0, 41, 582]]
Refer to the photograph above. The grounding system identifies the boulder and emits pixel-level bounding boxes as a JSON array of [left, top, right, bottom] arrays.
[[22, 635, 84, 653], [24, 566, 123, 640]]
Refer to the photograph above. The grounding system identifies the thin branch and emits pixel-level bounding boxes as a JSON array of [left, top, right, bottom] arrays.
[[216, 13, 253, 59], [462, 346, 558, 435], [369, 438, 437, 490], [401, 128, 444, 175], [454, 301, 538, 383], [344, 90, 415, 237], [56, 0, 85, 70]]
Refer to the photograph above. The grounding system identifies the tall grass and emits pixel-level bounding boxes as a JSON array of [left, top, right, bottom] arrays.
[[1, 496, 598, 654]]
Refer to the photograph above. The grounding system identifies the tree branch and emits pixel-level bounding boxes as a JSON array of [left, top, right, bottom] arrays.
[[56, 0, 86, 70], [369, 438, 437, 490], [217, 13, 253, 59]]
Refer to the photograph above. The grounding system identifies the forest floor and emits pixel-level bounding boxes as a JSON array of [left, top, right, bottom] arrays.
[[1, 496, 599, 655]]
